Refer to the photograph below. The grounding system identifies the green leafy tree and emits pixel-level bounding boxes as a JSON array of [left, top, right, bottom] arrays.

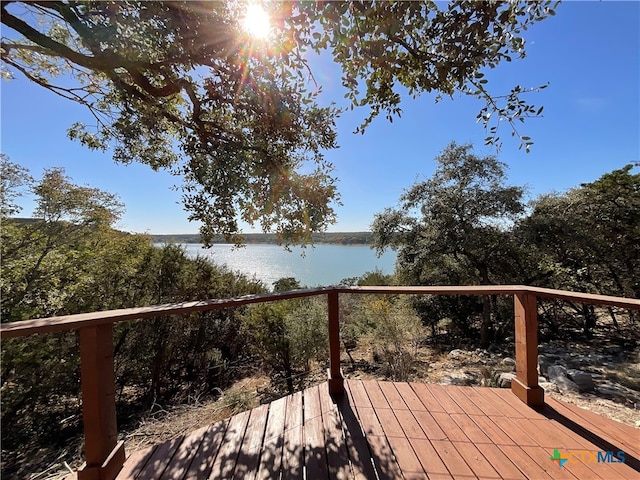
[[520, 165, 640, 335], [524, 165, 640, 298], [372, 142, 526, 346], [1, 165, 124, 320], [243, 277, 327, 393], [111, 244, 264, 403], [284, 298, 328, 373], [0, 154, 33, 218], [0, 163, 266, 476], [340, 268, 395, 287], [307, 1, 554, 149], [272, 276, 302, 292], [243, 301, 296, 393], [1, 163, 126, 464], [1, 1, 556, 245]]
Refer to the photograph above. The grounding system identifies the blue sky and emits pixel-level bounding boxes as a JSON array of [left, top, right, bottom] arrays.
[[1, 1, 639, 234]]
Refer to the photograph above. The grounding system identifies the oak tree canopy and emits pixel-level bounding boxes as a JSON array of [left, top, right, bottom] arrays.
[[1, 1, 557, 244]]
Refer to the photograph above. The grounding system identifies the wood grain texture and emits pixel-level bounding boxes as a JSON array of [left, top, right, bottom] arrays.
[[103, 381, 638, 480]]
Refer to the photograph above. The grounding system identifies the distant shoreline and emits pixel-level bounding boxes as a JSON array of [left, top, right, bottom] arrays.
[[11, 219, 375, 246], [151, 231, 374, 245]]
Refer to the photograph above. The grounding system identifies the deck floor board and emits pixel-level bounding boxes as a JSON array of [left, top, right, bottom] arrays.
[[117, 444, 155, 480], [138, 434, 183, 479], [378, 381, 408, 410], [361, 381, 391, 409], [208, 409, 249, 479], [442, 385, 485, 416], [161, 425, 209, 480], [257, 397, 286, 480], [546, 397, 640, 457], [340, 386, 380, 480], [410, 437, 453, 480], [451, 440, 501, 479], [448, 413, 492, 444], [426, 384, 466, 415], [184, 418, 229, 480], [106, 380, 637, 480], [234, 404, 268, 480], [409, 382, 447, 413]]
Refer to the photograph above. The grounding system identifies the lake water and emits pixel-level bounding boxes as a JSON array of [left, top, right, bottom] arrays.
[[178, 243, 396, 288]]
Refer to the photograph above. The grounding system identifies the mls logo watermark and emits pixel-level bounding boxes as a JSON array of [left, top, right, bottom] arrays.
[[550, 449, 626, 468]]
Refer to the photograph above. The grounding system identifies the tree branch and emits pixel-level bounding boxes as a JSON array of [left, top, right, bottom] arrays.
[[0, 3, 104, 70]]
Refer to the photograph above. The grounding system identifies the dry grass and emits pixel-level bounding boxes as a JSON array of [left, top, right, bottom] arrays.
[[29, 376, 270, 480], [123, 375, 269, 452]]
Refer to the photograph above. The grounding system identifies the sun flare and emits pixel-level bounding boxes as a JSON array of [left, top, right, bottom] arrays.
[[242, 4, 271, 39]]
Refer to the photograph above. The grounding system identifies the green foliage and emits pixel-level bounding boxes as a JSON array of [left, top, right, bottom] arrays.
[[284, 298, 328, 370], [341, 296, 423, 381], [522, 165, 639, 298], [372, 142, 526, 346], [242, 283, 327, 393], [341, 268, 395, 286], [1, 1, 340, 247], [1, 165, 125, 321], [242, 302, 294, 392], [1, 333, 80, 450], [1, 1, 556, 245], [272, 277, 302, 292], [519, 165, 640, 335], [340, 284, 424, 381], [0, 164, 264, 474], [372, 145, 639, 345], [0, 154, 33, 218], [111, 244, 264, 403], [305, 1, 556, 150]]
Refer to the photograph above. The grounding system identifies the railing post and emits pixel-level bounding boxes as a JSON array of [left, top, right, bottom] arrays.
[[511, 292, 544, 407], [77, 324, 125, 480], [327, 290, 344, 395]]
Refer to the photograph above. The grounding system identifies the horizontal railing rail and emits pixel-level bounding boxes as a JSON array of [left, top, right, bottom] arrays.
[[3, 285, 637, 338], [2, 285, 639, 480], [0, 287, 336, 338]]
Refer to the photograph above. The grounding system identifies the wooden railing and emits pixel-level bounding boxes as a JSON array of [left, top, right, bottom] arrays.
[[2, 285, 638, 480]]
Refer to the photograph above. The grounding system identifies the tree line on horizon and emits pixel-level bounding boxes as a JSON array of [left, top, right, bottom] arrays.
[[151, 231, 375, 245], [7, 220, 375, 246]]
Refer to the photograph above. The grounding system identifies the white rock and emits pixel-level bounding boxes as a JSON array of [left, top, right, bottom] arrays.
[[547, 365, 568, 381], [567, 369, 595, 392], [501, 357, 516, 367], [555, 376, 580, 393], [439, 372, 475, 386], [497, 372, 516, 388]]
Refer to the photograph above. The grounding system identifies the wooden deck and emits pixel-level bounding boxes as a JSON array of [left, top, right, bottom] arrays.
[[76, 380, 638, 480]]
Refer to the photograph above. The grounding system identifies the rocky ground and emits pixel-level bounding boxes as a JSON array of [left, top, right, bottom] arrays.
[[367, 339, 640, 428]]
